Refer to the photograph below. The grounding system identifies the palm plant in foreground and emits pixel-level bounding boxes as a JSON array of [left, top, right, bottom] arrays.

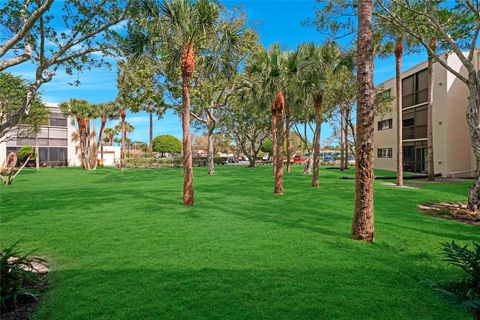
[[129, 0, 221, 205]]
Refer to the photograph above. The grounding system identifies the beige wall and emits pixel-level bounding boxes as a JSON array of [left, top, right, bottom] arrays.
[[373, 51, 478, 177]]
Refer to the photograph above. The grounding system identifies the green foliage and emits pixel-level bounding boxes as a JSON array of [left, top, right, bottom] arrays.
[[0, 72, 48, 139], [0, 241, 42, 308], [133, 141, 149, 152], [17, 145, 36, 160], [125, 156, 207, 168], [427, 241, 480, 320], [261, 139, 273, 154], [153, 135, 182, 154], [59, 99, 93, 118]]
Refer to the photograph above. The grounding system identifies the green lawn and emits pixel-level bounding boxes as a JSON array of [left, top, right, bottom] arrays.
[[1, 166, 478, 319]]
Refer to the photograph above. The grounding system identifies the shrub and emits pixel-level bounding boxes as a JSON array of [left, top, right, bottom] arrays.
[[427, 241, 480, 320], [125, 156, 208, 168], [214, 157, 228, 165], [0, 241, 42, 308]]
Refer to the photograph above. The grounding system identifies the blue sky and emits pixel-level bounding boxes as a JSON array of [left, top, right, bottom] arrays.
[[7, 0, 428, 144]]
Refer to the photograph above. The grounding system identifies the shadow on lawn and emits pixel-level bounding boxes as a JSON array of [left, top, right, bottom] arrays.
[[35, 258, 465, 320]]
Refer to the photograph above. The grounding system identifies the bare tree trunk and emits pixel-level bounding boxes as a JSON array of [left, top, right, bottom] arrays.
[[395, 39, 404, 186], [340, 107, 345, 171], [312, 95, 322, 187], [35, 137, 39, 171], [274, 92, 285, 194], [120, 110, 126, 172], [98, 115, 106, 165], [182, 74, 194, 206], [271, 107, 277, 177], [352, 0, 375, 242], [149, 111, 153, 159], [427, 39, 437, 181], [344, 107, 349, 169], [11, 156, 31, 181], [207, 126, 215, 175], [285, 107, 291, 173], [77, 117, 89, 170]]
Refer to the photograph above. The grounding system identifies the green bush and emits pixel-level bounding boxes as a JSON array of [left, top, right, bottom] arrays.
[[0, 241, 42, 308], [125, 156, 208, 168], [427, 241, 480, 320], [153, 135, 182, 155]]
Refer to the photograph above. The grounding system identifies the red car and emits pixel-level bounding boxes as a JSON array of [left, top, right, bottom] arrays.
[[293, 155, 306, 164]]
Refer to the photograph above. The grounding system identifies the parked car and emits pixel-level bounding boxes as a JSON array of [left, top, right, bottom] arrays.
[[226, 156, 238, 164], [323, 156, 335, 163], [293, 155, 306, 164]]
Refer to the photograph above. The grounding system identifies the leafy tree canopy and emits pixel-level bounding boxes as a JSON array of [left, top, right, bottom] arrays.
[[0, 72, 48, 142], [153, 135, 182, 154]]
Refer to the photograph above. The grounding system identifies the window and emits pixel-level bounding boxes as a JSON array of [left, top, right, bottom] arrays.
[[49, 112, 68, 127], [377, 148, 392, 158], [402, 105, 427, 140], [402, 69, 428, 108], [378, 119, 393, 131]]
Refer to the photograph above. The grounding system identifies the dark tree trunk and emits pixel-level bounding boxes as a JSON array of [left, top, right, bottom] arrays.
[[312, 95, 322, 188], [285, 107, 291, 173], [77, 117, 90, 170], [35, 137, 39, 171], [466, 70, 480, 211], [395, 39, 404, 186], [351, 0, 375, 242], [98, 115, 107, 162]]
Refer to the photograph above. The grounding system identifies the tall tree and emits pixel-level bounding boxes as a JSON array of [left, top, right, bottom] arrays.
[[351, 0, 375, 242], [395, 39, 404, 186], [298, 42, 345, 188], [0, 0, 128, 138], [427, 38, 437, 181], [94, 101, 119, 163], [129, 0, 224, 206], [60, 99, 95, 170]]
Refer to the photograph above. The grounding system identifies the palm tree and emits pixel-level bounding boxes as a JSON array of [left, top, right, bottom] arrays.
[[298, 42, 343, 188], [244, 44, 286, 194], [93, 101, 119, 163], [103, 128, 118, 146], [129, 0, 221, 206], [351, 0, 375, 242], [60, 99, 94, 170]]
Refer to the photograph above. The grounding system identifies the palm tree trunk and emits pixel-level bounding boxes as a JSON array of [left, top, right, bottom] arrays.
[[77, 117, 89, 170], [98, 115, 107, 164], [149, 111, 153, 159], [351, 0, 375, 242], [395, 39, 404, 186], [427, 39, 437, 181], [274, 92, 285, 194], [271, 107, 277, 176], [182, 74, 194, 205], [120, 110, 126, 171], [285, 107, 291, 173], [35, 137, 39, 171], [312, 95, 322, 187], [340, 107, 345, 171]]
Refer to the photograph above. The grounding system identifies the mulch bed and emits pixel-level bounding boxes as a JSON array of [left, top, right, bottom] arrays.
[[418, 202, 480, 225], [0, 260, 49, 320]]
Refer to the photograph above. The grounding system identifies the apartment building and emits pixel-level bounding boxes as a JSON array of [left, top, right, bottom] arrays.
[[0, 103, 81, 167], [374, 50, 479, 178]]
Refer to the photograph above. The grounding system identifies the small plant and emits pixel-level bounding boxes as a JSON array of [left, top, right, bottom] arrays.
[[0, 241, 42, 308], [427, 241, 480, 320]]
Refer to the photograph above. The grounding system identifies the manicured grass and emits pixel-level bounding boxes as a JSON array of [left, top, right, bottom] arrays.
[[1, 165, 478, 320]]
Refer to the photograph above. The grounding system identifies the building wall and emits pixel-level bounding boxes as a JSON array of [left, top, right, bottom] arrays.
[[0, 102, 82, 167], [373, 51, 478, 177]]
